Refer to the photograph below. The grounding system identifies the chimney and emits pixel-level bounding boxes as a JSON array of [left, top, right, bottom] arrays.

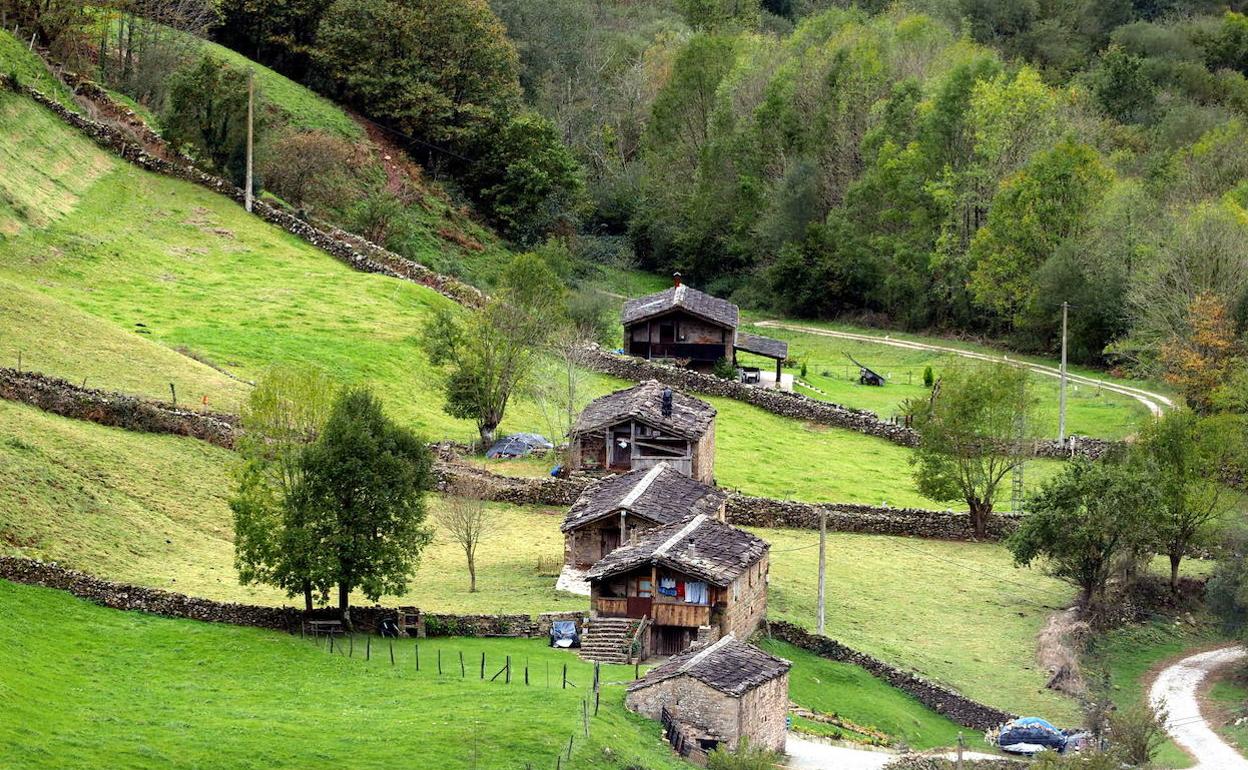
[[661, 387, 673, 418], [672, 272, 682, 288]]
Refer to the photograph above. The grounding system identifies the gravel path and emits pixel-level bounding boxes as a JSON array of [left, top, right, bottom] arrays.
[[754, 321, 1173, 417], [784, 734, 895, 770], [1150, 646, 1248, 770]]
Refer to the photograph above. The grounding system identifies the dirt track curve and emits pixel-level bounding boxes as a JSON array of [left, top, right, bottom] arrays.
[[1150, 646, 1248, 770], [754, 321, 1173, 418]]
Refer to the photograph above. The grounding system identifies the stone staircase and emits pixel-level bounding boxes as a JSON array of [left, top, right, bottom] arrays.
[[578, 617, 637, 664]]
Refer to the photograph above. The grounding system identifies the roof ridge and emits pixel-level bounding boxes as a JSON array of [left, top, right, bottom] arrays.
[[618, 462, 667, 509], [678, 634, 735, 673], [653, 513, 706, 558]]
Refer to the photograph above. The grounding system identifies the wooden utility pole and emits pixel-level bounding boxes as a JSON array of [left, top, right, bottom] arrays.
[[1058, 301, 1068, 442], [816, 509, 826, 635], [244, 69, 254, 213]]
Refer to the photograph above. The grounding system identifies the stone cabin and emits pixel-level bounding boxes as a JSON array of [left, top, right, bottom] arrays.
[[621, 274, 789, 378], [626, 635, 791, 755], [568, 380, 716, 484], [561, 461, 728, 570], [585, 514, 770, 657]]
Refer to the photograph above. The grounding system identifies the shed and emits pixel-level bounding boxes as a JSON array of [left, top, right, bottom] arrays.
[[561, 462, 728, 569], [622, 274, 788, 381], [626, 635, 791, 754], [568, 381, 716, 483]]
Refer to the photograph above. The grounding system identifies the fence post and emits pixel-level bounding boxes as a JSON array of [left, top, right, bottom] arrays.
[[438, 648, 442, 676], [389, 639, 395, 666], [481, 652, 485, 679], [459, 650, 465, 678], [329, 635, 334, 654], [582, 699, 589, 737], [562, 664, 567, 689], [366, 636, 370, 661], [506, 656, 511, 684], [415, 642, 420, 671], [349, 635, 354, 658]]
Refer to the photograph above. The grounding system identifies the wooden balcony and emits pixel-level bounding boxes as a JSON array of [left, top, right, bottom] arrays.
[[652, 601, 710, 628], [594, 597, 628, 618]]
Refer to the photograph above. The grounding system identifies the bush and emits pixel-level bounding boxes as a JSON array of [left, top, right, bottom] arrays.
[[347, 190, 410, 247], [259, 128, 357, 213], [1107, 702, 1166, 767], [164, 54, 262, 186], [706, 739, 780, 770], [923, 365, 934, 388], [712, 357, 738, 380]]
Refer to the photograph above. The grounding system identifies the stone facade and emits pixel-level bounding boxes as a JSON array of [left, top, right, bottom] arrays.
[[767, 621, 1015, 730], [722, 556, 769, 641], [625, 671, 789, 753]]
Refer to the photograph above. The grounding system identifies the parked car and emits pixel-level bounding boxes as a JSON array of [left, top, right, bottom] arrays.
[[994, 717, 1075, 755], [549, 620, 580, 649]]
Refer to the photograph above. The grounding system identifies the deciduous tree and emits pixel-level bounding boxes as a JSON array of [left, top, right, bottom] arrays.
[[435, 474, 498, 593], [907, 362, 1035, 537], [295, 387, 433, 626]]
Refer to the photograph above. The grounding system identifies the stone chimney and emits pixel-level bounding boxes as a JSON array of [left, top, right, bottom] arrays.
[[673, 271, 682, 288]]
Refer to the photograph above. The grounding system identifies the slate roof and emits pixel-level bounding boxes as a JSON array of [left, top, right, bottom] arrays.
[[561, 462, 727, 533], [570, 381, 715, 440], [585, 514, 769, 587], [734, 332, 789, 361], [621, 285, 740, 329], [627, 635, 791, 697]]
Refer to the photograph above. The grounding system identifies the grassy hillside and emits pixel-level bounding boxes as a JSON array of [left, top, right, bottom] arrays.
[[0, 86, 1070, 507], [0, 31, 77, 109], [0, 402, 1078, 718], [0, 580, 684, 770]]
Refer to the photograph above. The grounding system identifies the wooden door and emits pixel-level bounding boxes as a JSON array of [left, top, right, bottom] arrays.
[[627, 596, 652, 618], [600, 528, 621, 558]]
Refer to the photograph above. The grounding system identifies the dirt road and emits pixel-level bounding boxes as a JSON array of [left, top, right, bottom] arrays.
[[1150, 646, 1248, 770], [754, 320, 1173, 417]]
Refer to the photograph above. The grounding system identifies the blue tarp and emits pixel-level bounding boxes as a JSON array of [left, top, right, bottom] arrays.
[[486, 433, 554, 459], [997, 717, 1068, 754]]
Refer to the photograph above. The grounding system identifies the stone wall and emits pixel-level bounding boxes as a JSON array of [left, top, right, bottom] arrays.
[[0, 367, 238, 449], [577, 344, 1116, 461], [766, 621, 1015, 731], [726, 496, 1020, 542], [739, 674, 791, 753], [0, 556, 586, 638], [627, 676, 743, 749], [1, 76, 485, 310]]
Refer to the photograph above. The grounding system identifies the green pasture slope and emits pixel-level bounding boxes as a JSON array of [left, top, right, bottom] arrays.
[[0, 80, 1070, 506], [0, 401, 1080, 720], [0, 580, 683, 770]]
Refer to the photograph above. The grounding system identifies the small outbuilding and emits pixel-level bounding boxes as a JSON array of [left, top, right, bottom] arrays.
[[622, 274, 789, 380], [586, 514, 769, 657], [626, 634, 791, 755], [561, 461, 728, 570], [568, 380, 716, 483]]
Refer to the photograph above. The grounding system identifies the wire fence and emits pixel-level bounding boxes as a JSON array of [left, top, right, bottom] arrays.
[[301, 626, 612, 769]]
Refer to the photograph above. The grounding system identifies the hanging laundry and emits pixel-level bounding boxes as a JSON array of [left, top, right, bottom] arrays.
[[675, 581, 685, 599], [658, 577, 678, 597], [684, 581, 708, 604]]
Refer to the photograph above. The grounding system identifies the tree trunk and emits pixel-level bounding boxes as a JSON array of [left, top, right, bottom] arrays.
[[479, 424, 496, 448], [338, 582, 352, 630], [1170, 551, 1182, 594], [303, 581, 313, 613], [468, 553, 477, 593], [969, 499, 991, 539]]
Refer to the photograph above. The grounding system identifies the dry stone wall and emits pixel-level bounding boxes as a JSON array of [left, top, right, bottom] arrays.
[[0, 367, 237, 448], [1, 76, 484, 309], [0, 557, 586, 637], [766, 620, 1015, 731], [578, 345, 1115, 460]]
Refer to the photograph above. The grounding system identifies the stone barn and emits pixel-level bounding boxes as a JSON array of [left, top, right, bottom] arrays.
[[583, 514, 769, 659], [568, 380, 716, 483], [561, 461, 728, 570], [626, 635, 791, 755]]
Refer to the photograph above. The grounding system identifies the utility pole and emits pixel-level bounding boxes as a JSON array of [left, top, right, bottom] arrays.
[[816, 509, 826, 635], [244, 69, 254, 213], [1058, 301, 1068, 442]]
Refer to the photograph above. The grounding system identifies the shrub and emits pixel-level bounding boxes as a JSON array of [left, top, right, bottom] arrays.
[[1107, 701, 1166, 766], [800, 361, 808, 379], [706, 739, 780, 770], [712, 357, 738, 380], [923, 365, 935, 388], [259, 129, 357, 213], [348, 190, 410, 247]]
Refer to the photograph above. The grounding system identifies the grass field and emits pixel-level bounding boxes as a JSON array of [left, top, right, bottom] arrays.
[[1208, 672, 1248, 753], [0, 31, 78, 109], [736, 319, 1154, 440], [759, 639, 980, 750], [0, 580, 684, 770], [0, 401, 1083, 719]]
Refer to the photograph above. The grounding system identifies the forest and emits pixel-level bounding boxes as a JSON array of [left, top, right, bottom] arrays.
[[10, 0, 1248, 394]]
